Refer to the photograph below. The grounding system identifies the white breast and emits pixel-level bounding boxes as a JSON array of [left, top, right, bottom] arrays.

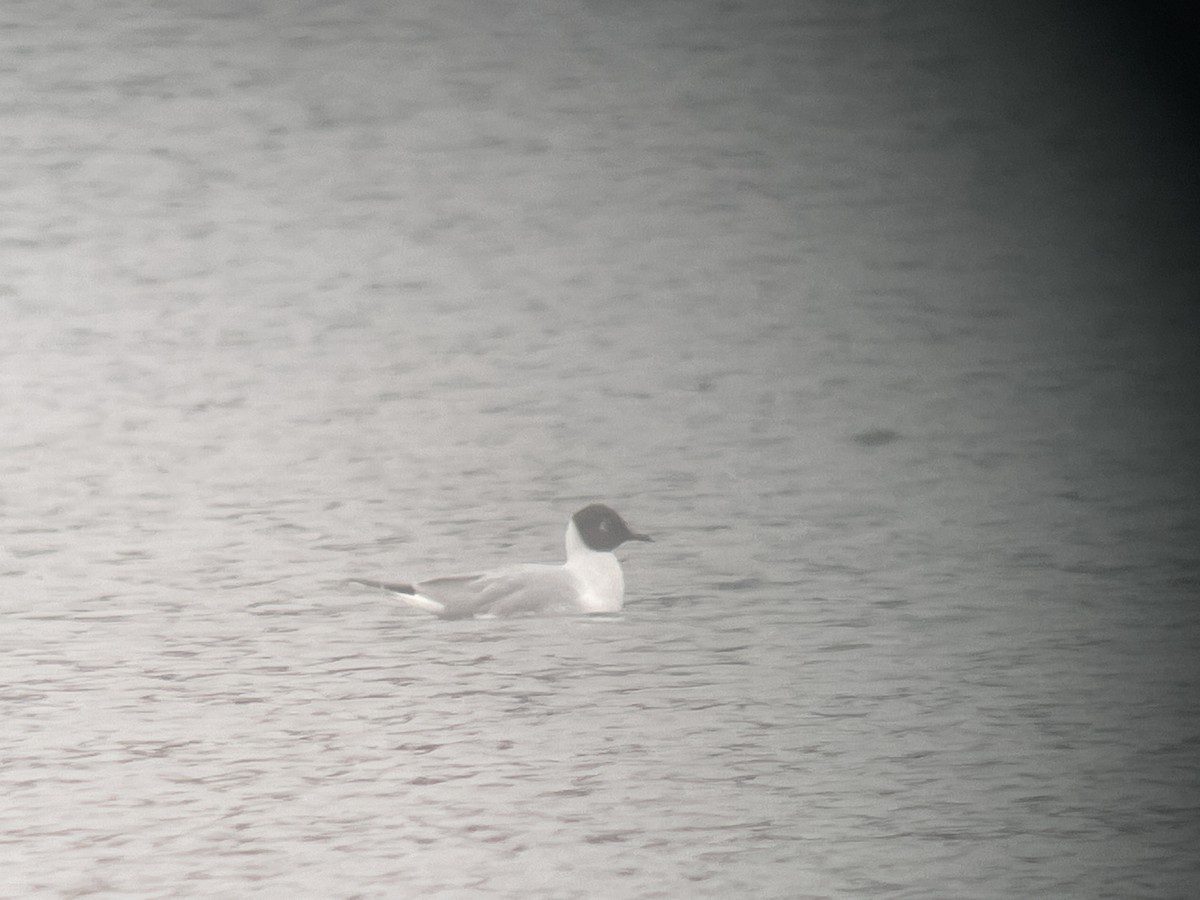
[[563, 520, 626, 613]]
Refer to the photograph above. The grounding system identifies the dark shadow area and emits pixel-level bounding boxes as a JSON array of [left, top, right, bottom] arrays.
[[1070, 0, 1200, 201]]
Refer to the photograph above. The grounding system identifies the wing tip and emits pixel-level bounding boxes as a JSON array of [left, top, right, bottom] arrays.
[[349, 578, 419, 594], [349, 578, 447, 616]]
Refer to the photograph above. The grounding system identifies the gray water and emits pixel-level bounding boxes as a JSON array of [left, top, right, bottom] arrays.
[[3, 2, 1199, 898]]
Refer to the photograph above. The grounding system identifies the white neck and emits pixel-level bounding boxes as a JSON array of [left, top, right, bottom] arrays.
[[563, 520, 625, 613]]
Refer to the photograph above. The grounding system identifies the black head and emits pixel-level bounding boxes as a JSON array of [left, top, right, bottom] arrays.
[[572, 504, 652, 552]]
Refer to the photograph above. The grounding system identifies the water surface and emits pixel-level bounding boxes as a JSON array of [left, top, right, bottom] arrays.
[[3, 2, 1199, 898]]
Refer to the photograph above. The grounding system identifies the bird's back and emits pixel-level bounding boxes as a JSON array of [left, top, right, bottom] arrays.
[[413, 564, 582, 618]]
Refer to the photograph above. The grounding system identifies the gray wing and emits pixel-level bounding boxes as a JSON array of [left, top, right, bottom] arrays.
[[416, 565, 580, 619]]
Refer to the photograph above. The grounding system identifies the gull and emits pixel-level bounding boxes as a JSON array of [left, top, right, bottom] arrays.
[[351, 504, 651, 618]]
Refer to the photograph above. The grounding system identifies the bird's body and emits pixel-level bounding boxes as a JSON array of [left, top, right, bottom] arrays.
[[353, 504, 651, 619]]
